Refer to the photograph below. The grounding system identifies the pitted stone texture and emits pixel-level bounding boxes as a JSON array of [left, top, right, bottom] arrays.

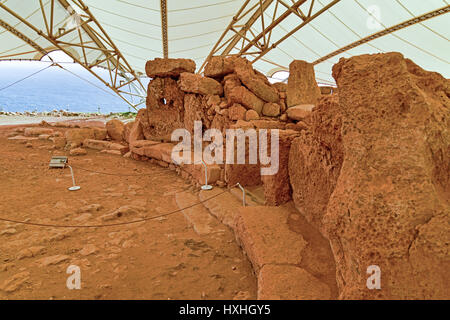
[[236, 206, 307, 273], [288, 95, 343, 231], [183, 94, 209, 134], [106, 119, 124, 141], [145, 58, 195, 78], [257, 265, 331, 300], [227, 86, 264, 115], [204, 56, 249, 78], [286, 60, 321, 107], [261, 130, 299, 206], [235, 64, 279, 103], [325, 52, 450, 299], [145, 77, 185, 139], [178, 72, 223, 96]]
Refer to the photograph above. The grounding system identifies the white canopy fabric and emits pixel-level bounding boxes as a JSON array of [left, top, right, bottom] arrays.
[[0, 0, 449, 87]]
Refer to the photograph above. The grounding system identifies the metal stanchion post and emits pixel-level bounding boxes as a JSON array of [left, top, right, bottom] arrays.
[[67, 165, 81, 191], [201, 160, 213, 190], [236, 183, 246, 207]]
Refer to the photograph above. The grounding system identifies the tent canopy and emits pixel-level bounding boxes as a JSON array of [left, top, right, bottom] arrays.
[[0, 0, 449, 106]]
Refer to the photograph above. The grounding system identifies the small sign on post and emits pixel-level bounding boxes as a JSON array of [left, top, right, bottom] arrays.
[[49, 156, 68, 168]]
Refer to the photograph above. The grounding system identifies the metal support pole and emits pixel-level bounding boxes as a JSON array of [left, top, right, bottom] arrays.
[[67, 165, 81, 191], [201, 160, 213, 190], [236, 183, 246, 207]]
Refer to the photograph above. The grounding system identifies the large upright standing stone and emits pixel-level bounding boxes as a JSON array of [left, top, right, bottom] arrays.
[[324, 52, 450, 299], [286, 60, 321, 107]]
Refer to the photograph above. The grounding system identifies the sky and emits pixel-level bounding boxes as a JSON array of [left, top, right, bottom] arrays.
[[0, 51, 149, 113], [0, 51, 293, 113]]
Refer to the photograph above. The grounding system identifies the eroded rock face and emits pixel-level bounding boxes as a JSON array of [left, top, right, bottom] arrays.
[[204, 56, 248, 78], [106, 119, 124, 141], [64, 128, 106, 148], [324, 53, 450, 299], [122, 121, 134, 143], [261, 130, 299, 206], [235, 64, 279, 103], [286, 60, 321, 107], [145, 77, 185, 139], [179, 72, 223, 96], [288, 95, 343, 230], [262, 102, 281, 117], [286, 104, 314, 120], [184, 94, 209, 134], [228, 86, 264, 115], [145, 58, 195, 78], [228, 104, 247, 121]]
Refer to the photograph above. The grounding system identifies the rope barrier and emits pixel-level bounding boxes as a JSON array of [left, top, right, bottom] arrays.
[[0, 189, 228, 229], [0, 64, 54, 92], [0, 155, 239, 229]]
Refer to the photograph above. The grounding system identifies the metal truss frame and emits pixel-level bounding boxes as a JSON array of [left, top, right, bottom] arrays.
[[313, 5, 450, 65], [199, 0, 341, 73], [0, 0, 146, 110], [160, 0, 168, 59]]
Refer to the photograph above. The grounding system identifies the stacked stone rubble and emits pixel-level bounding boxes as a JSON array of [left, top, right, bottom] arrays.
[[129, 57, 325, 200]]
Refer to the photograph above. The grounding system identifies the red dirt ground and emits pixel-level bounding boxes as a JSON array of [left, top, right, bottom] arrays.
[[0, 122, 257, 299]]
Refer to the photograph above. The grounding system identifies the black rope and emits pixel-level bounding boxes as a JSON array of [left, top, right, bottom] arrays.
[[0, 189, 227, 229], [0, 155, 236, 229], [0, 64, 54, 92]]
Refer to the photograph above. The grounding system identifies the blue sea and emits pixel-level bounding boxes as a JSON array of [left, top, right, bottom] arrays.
[[0, 61, 149, 113]]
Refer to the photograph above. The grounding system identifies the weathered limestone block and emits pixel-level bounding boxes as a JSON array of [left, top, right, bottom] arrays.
[[235, 64, 279, 103], [324, 53, 450, 299], [245, 110, 259, 121], [178, 72, 223, 96], [128, 116, 145, 146], [261, 130, 299, 206], [122, 121, 134, 144], [24, 128, 53, 136], [184, 94, 209, 134], [223, 73, 242, 99], [204, 56, 248, 78], [106, 119, 124, 141], [288, 95, 343, 230], [286, 60, 321, 107], [224, 162, 261, 187], [228, 103, 247, 121], [257, 265, 331, 300], [69, 148, 87, 156], [228, 86, 264, 115], [145, 77, 185, 139], [272, 82, 287, 92], [262, 102, 281, 117], [236, 206, 307, 272], [286, 104, 314, 121], [83, 139, 128, 154], [145, 58, 195, 78], [64, 128, 106, 148]]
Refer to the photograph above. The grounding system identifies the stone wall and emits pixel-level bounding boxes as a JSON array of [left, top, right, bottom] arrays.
[[130, 57, 324, 195]]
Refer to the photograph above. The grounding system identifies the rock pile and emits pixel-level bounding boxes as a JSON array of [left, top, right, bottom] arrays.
[[124, 57, 323, 201]]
